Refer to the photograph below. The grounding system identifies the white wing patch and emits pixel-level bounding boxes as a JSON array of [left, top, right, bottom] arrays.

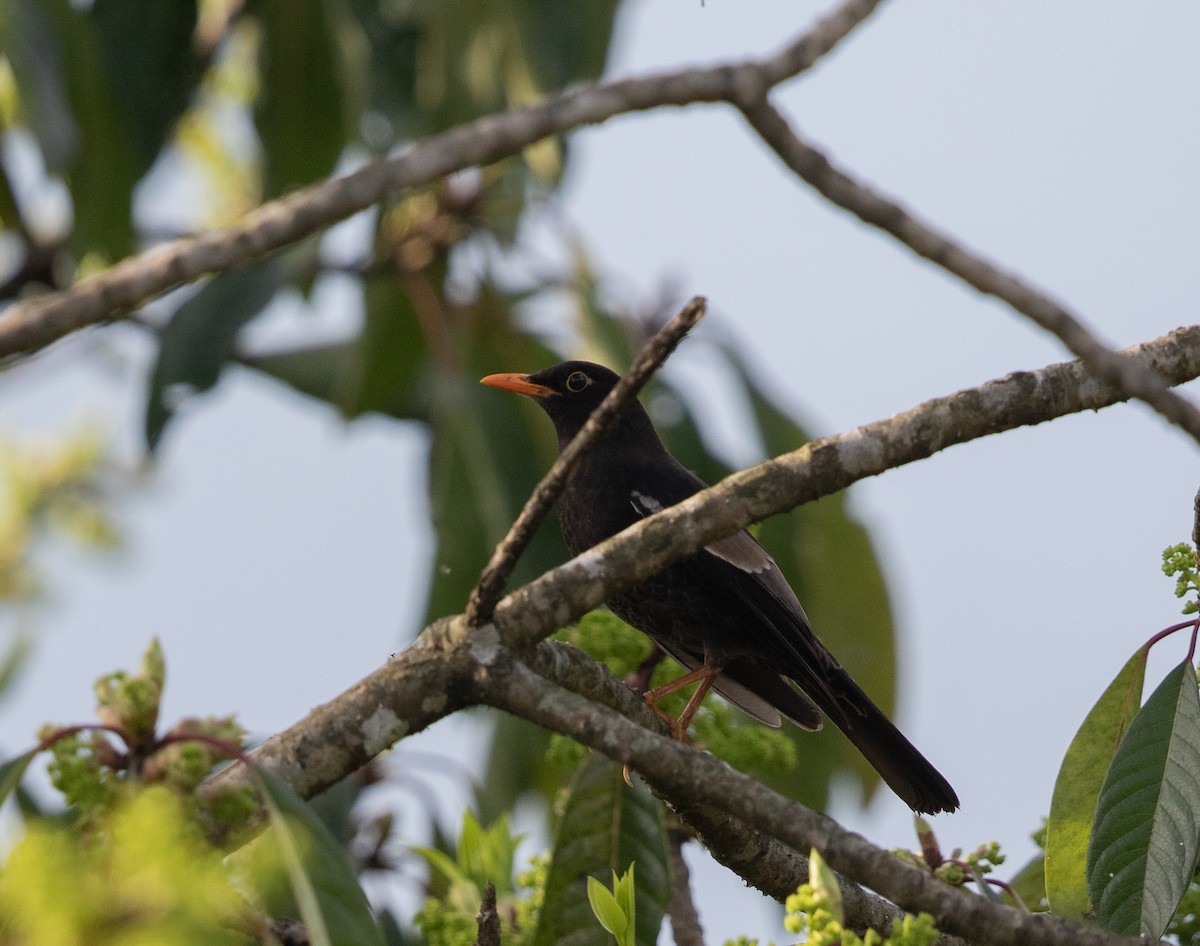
[[630, 490, 664, 516]]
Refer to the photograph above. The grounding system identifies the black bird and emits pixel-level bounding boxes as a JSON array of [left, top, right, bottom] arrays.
[[481, 360, 958, 814]]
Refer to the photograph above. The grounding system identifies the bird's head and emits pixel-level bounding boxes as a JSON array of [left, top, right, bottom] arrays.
[[480, 360, 644, 447]]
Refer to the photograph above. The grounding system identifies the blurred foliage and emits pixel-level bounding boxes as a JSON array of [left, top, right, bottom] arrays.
[[0, 639, 399, 946], [0, 428, 120, 708], [412, 810, 546, 946]]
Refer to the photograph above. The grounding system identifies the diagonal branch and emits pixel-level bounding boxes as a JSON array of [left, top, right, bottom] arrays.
[[464, 296, 705, 626], [199, 327, 1197, 940], [0, 0, 883, 361], [477, 650, 1138, 946], [735, 93, 1200, 446], [204, 323, 1199, 805], [493, 323, 1200, 649]]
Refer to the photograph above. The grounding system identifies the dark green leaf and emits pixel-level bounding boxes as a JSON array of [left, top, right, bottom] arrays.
[[0, 750, 38, 809], [91, 0, 199, 169], [145, 256, 292, 450], [1046, 649, 1147, 920], [256, 0, 367, 197], [1087, 658, 1200, 938], [350, 273, 428, 418], [256, 767, 386, 946], [724, 344, 899, 810], [245, 340, 361, 410], [423, 287, 562, 624], [512, 0, 620, 95], [34, 0, 140, 257], [476, 714, 555, 825], [530, 753, 668, 946]]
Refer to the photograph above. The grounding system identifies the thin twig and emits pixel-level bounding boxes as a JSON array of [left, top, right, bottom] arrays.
[[464, 296, 706, 626], [0, 0, 883, 361], [666, 830, 707, 946], [735, 94, 1200, 447]]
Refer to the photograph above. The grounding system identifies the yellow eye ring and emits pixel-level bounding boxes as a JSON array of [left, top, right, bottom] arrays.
[[566, 371, 590, 393]]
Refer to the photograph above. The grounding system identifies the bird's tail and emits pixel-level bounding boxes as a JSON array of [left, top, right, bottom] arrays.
[[812, 671, 959, 815]]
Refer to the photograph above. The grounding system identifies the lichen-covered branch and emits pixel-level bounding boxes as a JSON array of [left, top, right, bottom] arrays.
[[493, 324, 1200, 649]]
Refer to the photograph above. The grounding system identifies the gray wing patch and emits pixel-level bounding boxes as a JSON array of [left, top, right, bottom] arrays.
[[657, 644, 782, 727], [632, 490, 772, 574], [706, 530, 773, 574]]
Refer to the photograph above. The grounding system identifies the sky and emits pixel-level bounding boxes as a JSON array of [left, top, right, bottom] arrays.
[[3, 1, 1200, 943]]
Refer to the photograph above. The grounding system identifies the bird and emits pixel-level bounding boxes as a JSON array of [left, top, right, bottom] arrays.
[[480, 360, 958, 814]]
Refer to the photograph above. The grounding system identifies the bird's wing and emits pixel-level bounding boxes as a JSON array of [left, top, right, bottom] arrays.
[[628, 467, 822, 730], [629, 460, 959, 814]]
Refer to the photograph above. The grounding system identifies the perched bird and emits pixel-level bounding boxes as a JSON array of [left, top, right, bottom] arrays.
[[481, 360, 958, 814]]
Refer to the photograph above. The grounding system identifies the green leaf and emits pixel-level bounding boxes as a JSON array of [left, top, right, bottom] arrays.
[[350, 273, 428, 419], [423, 287, 562, 624], [145, 255, 294, 450], [90, 0, 199, 169], [808, 848, 843, 924], [1046, 649, 1147, 920], [0, 0, 77, 172], [0, 631, 32, 705], [0, 750, 38, 808], [587, 875, 628, 941], [256, 767, 386, 946], [530, 753, 668, 946], [34, 0, 141, 257], [1087, 657, 1200, 939], [256, 0, 366, 196], [723, 343, 899, 810]]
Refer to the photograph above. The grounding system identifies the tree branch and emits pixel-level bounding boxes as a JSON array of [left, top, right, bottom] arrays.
[[0, 0, 883, 361], [492, 324, 1200, 650], [665, 831, 706, 946], [201, 327, 1197, 938], [477, 650, 1138, 946], [735, 93, 1200, 447], [205, 324, 1200, 812], [464, 296, 705, 626]]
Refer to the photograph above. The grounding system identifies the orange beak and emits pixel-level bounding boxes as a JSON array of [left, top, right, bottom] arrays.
[[479, 372, 557, 398]]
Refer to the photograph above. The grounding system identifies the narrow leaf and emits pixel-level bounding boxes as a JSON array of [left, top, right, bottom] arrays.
[[808, 848, 843, 923], [1046, 648, 1147, 920], [1087, 658, 1200, 938], [587, 876, 627, 939], [145, 256, 291, 450], [723, 342, 899, 808], [530, 754, 668, 946], [0, 750, 38, 808], [255, 0, 365, 196], [256, 768, 386, 946]]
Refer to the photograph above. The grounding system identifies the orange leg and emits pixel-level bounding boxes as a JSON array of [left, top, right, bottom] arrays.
[[643, 664, 722, 741], [623, 663, 723, 785]]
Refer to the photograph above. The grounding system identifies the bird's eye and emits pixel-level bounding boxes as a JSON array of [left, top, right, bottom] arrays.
[[566, 371, 591, 393]]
